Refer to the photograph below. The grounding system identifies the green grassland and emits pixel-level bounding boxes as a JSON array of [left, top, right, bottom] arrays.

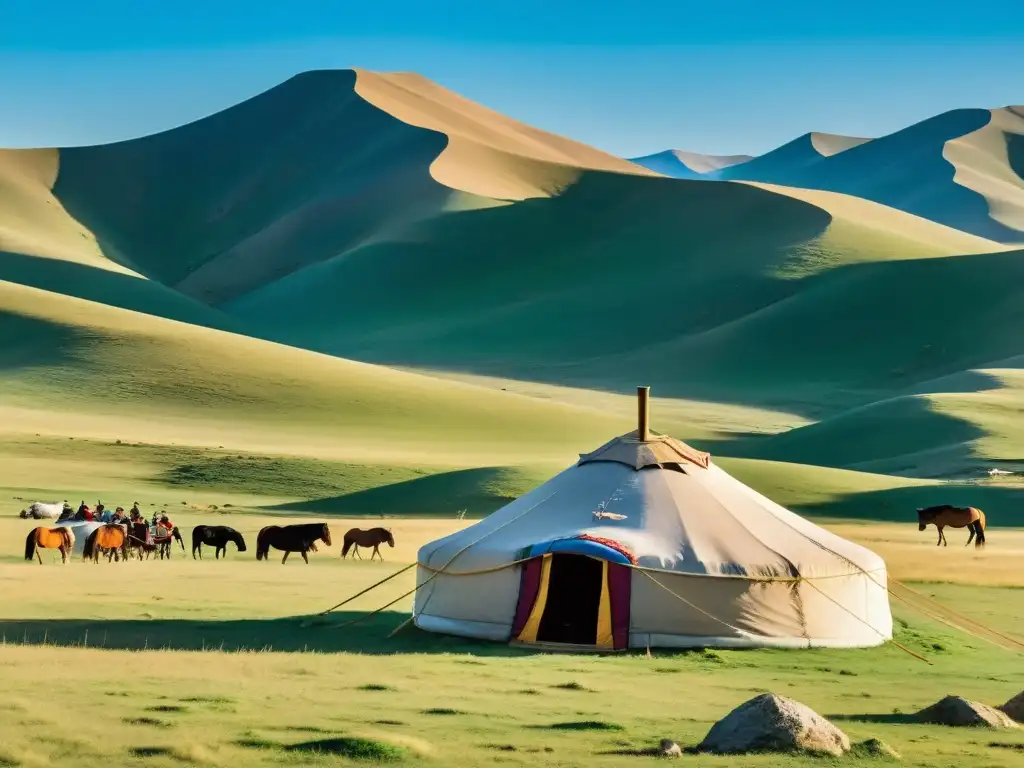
[[1, 513, 1023, 768]]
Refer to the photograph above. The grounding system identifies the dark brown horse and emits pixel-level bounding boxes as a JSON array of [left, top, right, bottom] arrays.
[[83, 524, 128, 562], [256, 523, 331, 563], [341, 527, 394, 561], [126, 522, 157, 560], [917, 505, 987, 548], [192, 525, 247, 559], [24, 526, 75, 564]]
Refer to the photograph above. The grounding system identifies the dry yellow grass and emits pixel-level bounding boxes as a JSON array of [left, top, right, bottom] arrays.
[[829, 523, 1024, 587]]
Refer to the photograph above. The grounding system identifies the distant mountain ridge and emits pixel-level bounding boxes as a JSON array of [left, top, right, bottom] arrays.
[[628, 149, 753, 178], [634, 107, 1024, 242]]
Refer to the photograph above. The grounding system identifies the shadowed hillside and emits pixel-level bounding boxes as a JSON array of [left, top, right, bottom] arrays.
[[0, 279, 633, 469], [0, 149, 236, 329], [1, 66, 1022, 503], [51, 69, 655, 307], [718, 108, 1024, 242], [227, 170, 1009, 415]]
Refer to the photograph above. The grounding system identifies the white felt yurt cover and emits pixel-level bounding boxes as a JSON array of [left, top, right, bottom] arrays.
[[413, 421, 892, 650]]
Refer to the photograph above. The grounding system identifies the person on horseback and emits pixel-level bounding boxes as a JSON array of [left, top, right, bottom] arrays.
[[97, 504, 111, 523], [157, 514, 173, 535]]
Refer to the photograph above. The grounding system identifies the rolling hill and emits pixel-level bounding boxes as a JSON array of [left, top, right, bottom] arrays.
[[226, 175, 1003, 410], [1, 67, 1023, 516], [644, 108, 1024, 243]]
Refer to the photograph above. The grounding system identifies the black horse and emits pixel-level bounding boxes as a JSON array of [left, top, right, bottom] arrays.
[[255, 523, 331, 564], [192, 525, 247, 560]]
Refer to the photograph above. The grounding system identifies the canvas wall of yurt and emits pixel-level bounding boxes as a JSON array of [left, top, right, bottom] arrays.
[[412, 387, 893, 651]]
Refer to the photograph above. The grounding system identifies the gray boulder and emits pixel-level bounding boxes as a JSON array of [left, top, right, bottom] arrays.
[[916, 695, 1018, 728], [1000, 690, 1024, 723], [698, 693, 850, 756]]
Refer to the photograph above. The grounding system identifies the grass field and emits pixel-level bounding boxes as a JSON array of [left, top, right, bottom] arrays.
[[1, 513, 1023, 767]]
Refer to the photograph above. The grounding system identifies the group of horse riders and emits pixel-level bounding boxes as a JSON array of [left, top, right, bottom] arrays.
[[62, 501, 175, 539]]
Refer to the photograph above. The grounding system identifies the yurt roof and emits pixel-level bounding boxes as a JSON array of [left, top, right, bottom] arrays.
[[577, 386, 711, 471], [578, 429, 710, 470]]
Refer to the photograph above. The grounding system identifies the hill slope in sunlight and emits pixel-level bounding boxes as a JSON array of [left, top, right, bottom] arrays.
[[0, 279, 632, 470], [1, 68, 1023, 501]]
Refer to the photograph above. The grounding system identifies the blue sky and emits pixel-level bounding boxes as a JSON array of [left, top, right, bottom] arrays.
[[1, 1, 1022, 156]]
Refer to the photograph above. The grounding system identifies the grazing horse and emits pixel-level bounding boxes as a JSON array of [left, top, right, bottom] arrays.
[[83, 524, 128, 563], [917, 505, 987, 548], [341, 527, 395, 561], [24, 526, 75, 564], [192, 525, 247, 560], [256, 523, 331, 564]]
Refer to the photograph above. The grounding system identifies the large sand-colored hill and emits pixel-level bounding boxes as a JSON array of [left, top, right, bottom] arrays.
[[0, 68, 1023, 517]]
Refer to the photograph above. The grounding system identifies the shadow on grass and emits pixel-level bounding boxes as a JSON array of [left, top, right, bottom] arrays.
[[991, 742, 1024, 751], [128, 747, 173, 758], [539, 720, 624, 731], [827, 713, 920, 725], [600, 747, 682, 757], [270, 466, 548, 518], [0, 612, 539, 656], [283, 737, 405, 760]]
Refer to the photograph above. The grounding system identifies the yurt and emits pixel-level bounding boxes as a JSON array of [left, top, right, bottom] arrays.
[[413, 388, 892, 651]]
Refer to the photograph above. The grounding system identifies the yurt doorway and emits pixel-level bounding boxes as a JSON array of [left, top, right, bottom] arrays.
[[511, 544, 632, 650], [537, 554, 603, 645]]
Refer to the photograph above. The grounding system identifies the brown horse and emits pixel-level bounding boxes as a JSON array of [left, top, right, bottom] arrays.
[[917, 505, 987, 548], [341, 527, 394, 561], [24, 527, 75, 564], [83, 524, 128, 563], [255, 523, 331, 564]]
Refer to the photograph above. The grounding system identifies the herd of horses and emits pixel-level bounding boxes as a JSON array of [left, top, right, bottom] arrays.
[[23, 520, 396, 564], [21, 503, 986, 565]]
